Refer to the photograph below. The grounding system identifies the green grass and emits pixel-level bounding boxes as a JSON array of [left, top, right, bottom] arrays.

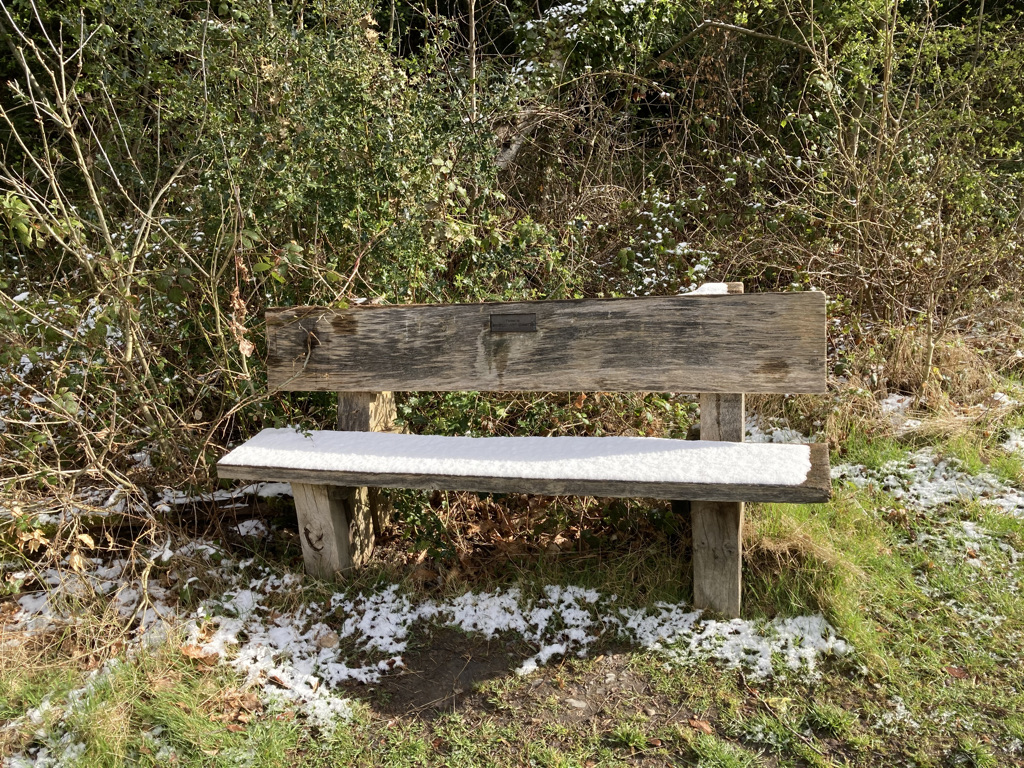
[[689, 733, 764, 767], [11, 638, 308, 767]]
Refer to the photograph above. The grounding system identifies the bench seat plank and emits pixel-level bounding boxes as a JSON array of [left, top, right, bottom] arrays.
[[218, 429, 831, 504]]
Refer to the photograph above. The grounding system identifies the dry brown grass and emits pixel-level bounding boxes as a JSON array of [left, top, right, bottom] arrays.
[[746, 316, 1022, 451], [745, 523, 861, 580]]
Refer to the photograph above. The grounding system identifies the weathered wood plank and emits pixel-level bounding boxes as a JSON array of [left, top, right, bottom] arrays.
[[328, 485, 374, 566], [691, 501, 744, 616], [336, 391, 397, 538], [692, 393, 746, 618], [266, 293, 827, 394], [291, 483, 354, 577], [218, 442, 830, 504], [698, 393, 745, 443], [689, 280, 747, 618], [337, 391, 398, 432]]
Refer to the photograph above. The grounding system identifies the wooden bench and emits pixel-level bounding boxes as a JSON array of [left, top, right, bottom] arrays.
[[217, 283, 830, 617]]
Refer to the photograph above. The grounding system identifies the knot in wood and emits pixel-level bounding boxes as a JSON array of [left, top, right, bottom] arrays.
[[303, 524, 325, 552]]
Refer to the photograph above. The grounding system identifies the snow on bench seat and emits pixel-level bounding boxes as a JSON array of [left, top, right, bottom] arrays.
[[217, 428, 831, 503]]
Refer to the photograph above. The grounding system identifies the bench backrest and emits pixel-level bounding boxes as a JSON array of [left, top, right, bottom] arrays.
[[265, 291, 826, 394]]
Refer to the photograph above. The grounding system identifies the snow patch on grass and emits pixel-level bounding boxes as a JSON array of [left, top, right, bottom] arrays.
[[233, 519, 269, 538], [4, 544, 852, 755], [4, 661, 124, 768], [187, 577, 850, 696], [745, 417, 820, 445], [831, 449, 1024, 517], [1002, 429, 1024, 454], [154, 482, 292, 513], [184, 577, 850, 716]]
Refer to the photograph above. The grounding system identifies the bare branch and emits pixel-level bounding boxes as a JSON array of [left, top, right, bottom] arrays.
[[654, 19, 812, 67]]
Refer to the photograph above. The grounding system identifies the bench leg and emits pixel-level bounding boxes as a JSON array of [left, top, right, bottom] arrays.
[[334, 486, 375, 565], [292, 483, 374, 578], [691, 389, 745, 618], [691, 500, 744, 618], [337, 391, 397, 537]]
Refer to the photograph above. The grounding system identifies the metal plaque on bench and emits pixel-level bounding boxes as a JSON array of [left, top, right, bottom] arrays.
[[490, 313, 537, 333]]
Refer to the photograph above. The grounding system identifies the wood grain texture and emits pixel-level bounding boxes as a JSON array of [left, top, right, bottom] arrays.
[[698, 393, 745, 442], [337, 391, 398, 432], [690, 405, 745, 615], [336, 391, 398, 537], [291, 483, 354, 577], [691, 501, 743, 617], [689, 280, 745, 617], [328, 485, 374, 566], [217, 442, 830, 504], [265, 292, 827, 394]]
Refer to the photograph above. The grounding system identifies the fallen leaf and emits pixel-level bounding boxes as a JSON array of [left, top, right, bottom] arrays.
[[181, 644, 218, 665], [226, 724, 245, 733], [945, 665, 968, 679], [18, 529, 50, 554], [68, 550, 87, 572], [77, 533, 95, 549], [268, 674, 291, 689], [647, 738, 663, 747], [689, 718, 713, 735]]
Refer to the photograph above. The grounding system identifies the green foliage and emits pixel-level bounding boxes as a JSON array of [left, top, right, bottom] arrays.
[[0, 0, 570, 481], [0, 193, 40, 247], [0, 0, 1021, 486]]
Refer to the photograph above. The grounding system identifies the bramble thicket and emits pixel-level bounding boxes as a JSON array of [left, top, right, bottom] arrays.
[[1, 0, 1022, 488]]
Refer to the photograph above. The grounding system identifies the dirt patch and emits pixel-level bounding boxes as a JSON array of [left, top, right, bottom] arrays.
[[509, 653, 656, 721], [363, 628, 521, 720]]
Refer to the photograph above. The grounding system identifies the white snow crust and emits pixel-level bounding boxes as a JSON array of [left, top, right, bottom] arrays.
[[184, 580, 849, 704], [832, 449, 1024, 517], [154, 481, 292, 513], [234, 519, 269, 537], [1002, 429, 1024, 454], [745, 417, 820, 445], [687, 282, 729, 295], [219, 429, 813, 488], [3, 535, 852, 764]]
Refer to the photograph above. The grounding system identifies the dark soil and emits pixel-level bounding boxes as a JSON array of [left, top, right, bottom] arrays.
[[363, 628, 522, 720]]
